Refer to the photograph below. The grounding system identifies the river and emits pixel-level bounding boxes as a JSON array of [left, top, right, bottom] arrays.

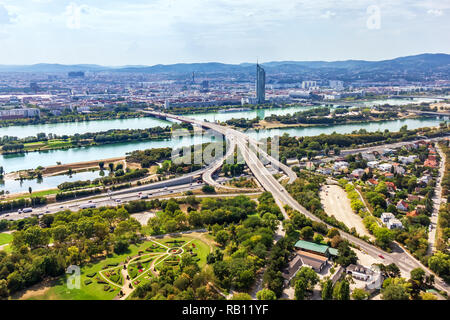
[[0, 97, 441, 139], [0, 117, 445, 175], [0, 170, 103, 194]]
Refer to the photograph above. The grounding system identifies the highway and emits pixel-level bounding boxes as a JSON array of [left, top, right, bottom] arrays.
[[147, 110, 450, 294], [339, 135, 449, 157], [2, 182, 204, 221]]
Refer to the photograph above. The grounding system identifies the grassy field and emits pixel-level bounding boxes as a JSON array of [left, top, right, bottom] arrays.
[[18, 235, 213, 300], [22, 241, 155, 300], [7, 189, 59, 201], [0, 233, 13, 246]]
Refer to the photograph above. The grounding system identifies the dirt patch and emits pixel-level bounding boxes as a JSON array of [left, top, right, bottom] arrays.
[[42, 157, 125, 176], [11, 278, 57, 300], [320, 184, 372, 238]]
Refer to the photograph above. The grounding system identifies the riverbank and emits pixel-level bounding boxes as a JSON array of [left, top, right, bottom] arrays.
[[4, 156, 126, 180]]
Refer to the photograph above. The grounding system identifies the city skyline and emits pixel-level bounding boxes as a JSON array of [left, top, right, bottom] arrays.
[[0, 0, 448, 65]]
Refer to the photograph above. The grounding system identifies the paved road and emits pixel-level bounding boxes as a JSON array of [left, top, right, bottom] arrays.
[[427, 144, 446, 255], [148, 110, 450, 295], [0, 183, 204, 221], [340, 135, 449, 157]]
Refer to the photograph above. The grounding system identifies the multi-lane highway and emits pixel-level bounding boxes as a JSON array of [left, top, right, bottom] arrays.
[[2, 182, 204, 221], [146, 110, 450, 294]]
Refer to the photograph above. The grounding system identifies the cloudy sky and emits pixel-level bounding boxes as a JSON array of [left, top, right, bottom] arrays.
[[0, 0, 449, 65]]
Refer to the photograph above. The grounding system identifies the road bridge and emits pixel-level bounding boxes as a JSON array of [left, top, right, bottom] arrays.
[[145, 109, 450, 295]]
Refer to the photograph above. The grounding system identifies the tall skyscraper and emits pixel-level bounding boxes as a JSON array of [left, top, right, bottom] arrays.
[[256, 63, 266, 104]]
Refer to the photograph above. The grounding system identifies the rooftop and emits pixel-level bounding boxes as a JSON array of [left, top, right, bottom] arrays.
[[294, 240, 330, 255]]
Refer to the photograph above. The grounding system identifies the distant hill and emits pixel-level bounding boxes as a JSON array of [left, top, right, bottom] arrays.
[[0, 53, 448, 77]]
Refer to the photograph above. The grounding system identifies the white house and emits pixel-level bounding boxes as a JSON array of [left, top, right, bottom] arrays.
[[333, 161, 349, 171], [367, 161, 379, 169], [378, 163, 393, 172], [381, 212, 395, 223], [396, 200, 409, 211], [393, 165, 406, 175], [418, 175, 433, 185], [386, 218, 403, 230], [398, 155, 417, 165], [351, 168, 365, 178]]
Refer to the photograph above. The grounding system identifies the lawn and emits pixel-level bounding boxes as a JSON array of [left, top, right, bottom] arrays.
[[0, 233, 13, 246], [10, 189, 59, 201], [24, 241, 157, 300], [20, 235, 214, 300]]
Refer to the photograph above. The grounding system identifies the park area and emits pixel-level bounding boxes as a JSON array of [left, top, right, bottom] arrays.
[[0, 232, 13, 246], [14, 233, 213, 300]]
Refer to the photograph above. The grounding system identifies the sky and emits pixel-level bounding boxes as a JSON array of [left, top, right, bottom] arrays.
[[0, 0, 449, 65]]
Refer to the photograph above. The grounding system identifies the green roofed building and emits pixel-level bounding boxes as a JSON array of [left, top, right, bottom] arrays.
[[294, 240, 338, 258]]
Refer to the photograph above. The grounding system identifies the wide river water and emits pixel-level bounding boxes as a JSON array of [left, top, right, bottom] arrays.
[[0, 117, 445, 176], [0, 97, 442, 139]]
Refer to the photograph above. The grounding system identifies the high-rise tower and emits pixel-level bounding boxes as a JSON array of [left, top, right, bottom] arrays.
[[256, 63, 265, 104]]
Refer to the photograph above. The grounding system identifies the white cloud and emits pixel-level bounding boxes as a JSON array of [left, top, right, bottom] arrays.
[[0, 4, 15, 24], [427, 9, 443, 16], [320, 10, 336, 19]]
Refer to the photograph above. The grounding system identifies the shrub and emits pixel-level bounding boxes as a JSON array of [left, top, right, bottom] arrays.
[[84, 279, 92, 285]]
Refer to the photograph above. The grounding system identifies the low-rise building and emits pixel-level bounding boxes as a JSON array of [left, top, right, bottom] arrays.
[[351, 168, 365, 178], [367, 161, 379, 169], [346, 264, 374, 281], [381, 212, 395, 223], [387, 218, 403, 229], [396, 200, 409, 211], [378, 163, 393, 172], [297, 250, 329, 273]]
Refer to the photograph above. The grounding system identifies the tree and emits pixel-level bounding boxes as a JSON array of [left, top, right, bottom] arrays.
[[351, 288, 369, 300], [410, 268, 425, 286], [202, 185, 215, 194], [335, 241, 357, 267], [294, 266, 319, 300], [336, 279, 350, 300], [256, 288, 276, 300], [381, 278, 411, 300], [0, 279, 9, 299], [294, 277, 307, 300], [420, 292, 437, 300], [321, 279, 333, 300], [428, 252, 450, 280], [231, 293, 252, 300], [373, 227, 394, 249], [313, 233, 324, 243], [299, 226, 314, 240], [215, 230, 229, 246], [327, 228, 340, 238]]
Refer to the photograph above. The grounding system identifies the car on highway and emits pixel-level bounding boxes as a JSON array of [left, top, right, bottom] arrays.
[[115, 199, 122, 203], [139, 194, 148, 199], [378, 254, 385, 259], [79, 203, 96, 209]]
